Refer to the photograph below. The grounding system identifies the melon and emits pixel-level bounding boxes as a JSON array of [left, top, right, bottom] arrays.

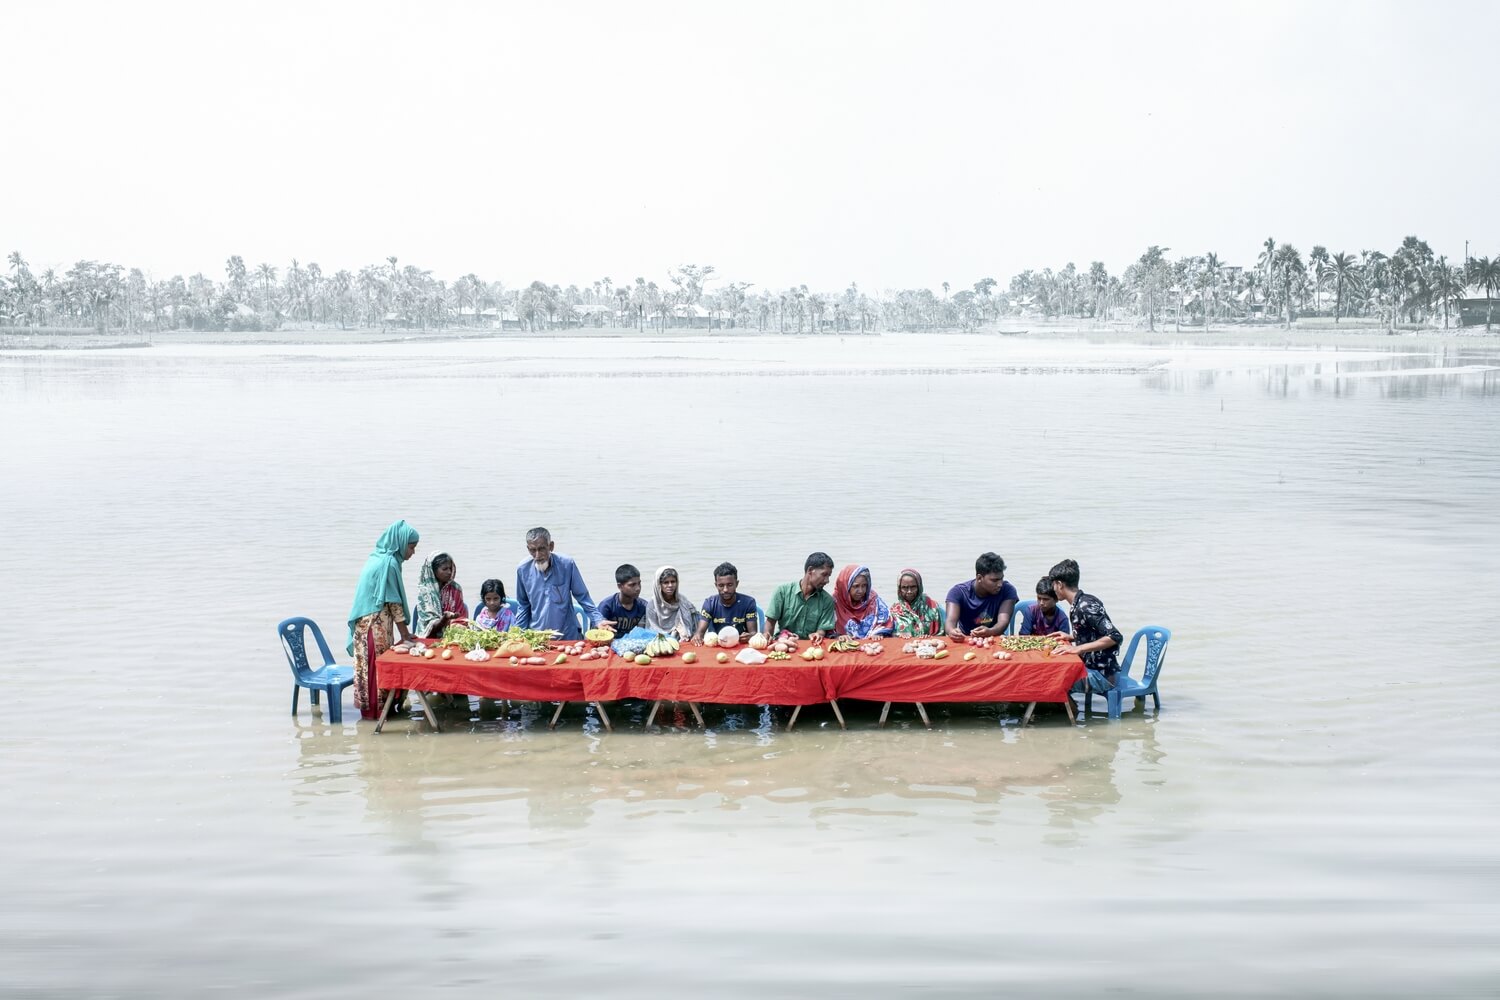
[[717, 626, 740, 648]]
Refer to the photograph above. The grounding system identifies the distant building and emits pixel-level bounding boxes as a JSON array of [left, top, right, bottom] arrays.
[[1458, 285, 1498, 327]]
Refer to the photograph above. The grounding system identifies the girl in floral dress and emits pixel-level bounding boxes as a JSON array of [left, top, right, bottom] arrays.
[[412, 552, 467, 638]]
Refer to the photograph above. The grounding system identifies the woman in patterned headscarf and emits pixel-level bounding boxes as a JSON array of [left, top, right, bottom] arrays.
[[642, 565, 698, 640], [889, 568, 943, 638], [832, 564, 893, 638], [347, 520, 420, 718]]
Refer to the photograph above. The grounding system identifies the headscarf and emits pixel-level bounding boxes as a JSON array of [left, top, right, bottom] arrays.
[[642, 565, 697, 636], [346, 520, 419, 652], [890, 567, 943, 638], [412, 552, 462, 639], [832, 563, 893, 638]]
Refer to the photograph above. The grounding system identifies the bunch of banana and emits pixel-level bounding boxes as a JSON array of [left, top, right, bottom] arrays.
[[828, 636, 861, 652], [644, 633, 681, 657]]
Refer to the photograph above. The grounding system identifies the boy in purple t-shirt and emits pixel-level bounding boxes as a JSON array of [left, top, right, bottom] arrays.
[[1019, 577, 1071, 636], [944, 552, 1019, 640]]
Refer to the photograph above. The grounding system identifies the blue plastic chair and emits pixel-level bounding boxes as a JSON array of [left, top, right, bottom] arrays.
[[1009, 599, 1035, 635], [1094, 625, 1172, 719], [278, 617, 356, 724], [573, 601, 590, 636]]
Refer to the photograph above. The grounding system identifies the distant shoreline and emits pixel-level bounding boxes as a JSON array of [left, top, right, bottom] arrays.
[[3, 321, 1498, 353]]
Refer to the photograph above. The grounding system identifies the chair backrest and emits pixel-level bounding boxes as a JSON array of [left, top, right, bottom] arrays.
[[573, 601, 589, 636], [277, 617, 336, 680], [1120, 625, 1172, 687], [1010, 599, 1036, 634]]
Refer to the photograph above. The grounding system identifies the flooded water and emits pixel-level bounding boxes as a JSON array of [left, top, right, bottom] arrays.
[[3, 332, 1499, 997]]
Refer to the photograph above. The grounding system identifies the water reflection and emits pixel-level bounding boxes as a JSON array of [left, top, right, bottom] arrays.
[[314, 706, 1161, 849]]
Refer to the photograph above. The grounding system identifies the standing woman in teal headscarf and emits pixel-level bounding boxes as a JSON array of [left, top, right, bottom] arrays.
[[348, 520, 420, 719]]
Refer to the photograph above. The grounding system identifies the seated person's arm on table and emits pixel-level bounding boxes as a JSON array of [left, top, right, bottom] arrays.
[[944, 602, 965, 640], [810, 602, 834, 642], [764, 592, 783, 637], [992, 598, 1017, 635]]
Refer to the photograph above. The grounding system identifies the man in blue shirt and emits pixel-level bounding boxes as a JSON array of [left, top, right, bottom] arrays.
[[514, 526, 604, 640], [944, 551, 1019, 639], [692, 561, 760, 642]]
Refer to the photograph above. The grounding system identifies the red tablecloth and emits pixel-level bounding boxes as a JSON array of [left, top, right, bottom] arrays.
[[376, 643, 1085, 706]]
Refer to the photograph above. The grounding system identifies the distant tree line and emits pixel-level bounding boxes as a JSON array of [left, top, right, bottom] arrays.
[[4, 235, 1497, 335]]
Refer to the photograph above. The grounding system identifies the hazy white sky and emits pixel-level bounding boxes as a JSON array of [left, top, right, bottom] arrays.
[[3, 0, 1496, 291]]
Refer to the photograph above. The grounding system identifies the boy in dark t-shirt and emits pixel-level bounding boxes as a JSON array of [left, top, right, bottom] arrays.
[[693, 561, 760, 642], [596, 564, 648, 635], [1046, 558, 1123, 695]]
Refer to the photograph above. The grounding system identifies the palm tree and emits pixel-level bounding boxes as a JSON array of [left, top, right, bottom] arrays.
[[1308, 245, 1329, 315], [1257, 237, 1277, 311], [1467, 256, 1500, 331], [1328, 252, 1359, 324], [1272, 244, 1304, 327], [1432, 257, 1464, 329]]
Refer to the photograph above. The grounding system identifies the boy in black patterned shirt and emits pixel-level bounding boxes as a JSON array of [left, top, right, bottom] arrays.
[[1046, 558, 1123, 696]]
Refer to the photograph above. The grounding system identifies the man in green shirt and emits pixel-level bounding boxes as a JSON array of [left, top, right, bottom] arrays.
[[765, 552, 836, 640]]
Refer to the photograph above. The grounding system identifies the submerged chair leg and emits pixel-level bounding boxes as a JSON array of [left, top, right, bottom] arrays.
[[291, 685, 300, 717], [1106, 689, 1122, 720], [310, 687, 320, 706], [1152, 692, 1161, 712], [327, 683, 343, 724]]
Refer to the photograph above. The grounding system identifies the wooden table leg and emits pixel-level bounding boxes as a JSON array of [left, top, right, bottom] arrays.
[[548, 702, 566, 730], [829, 699, 846, 730], [689, 703, 705, 728], [592, 702, 613, 733], [878, 702, 891, 727], [1021, 702, 1037, 726], [1062, 697, 1076, 725], [645, 700, 661, 727], [786, 705, 802, 732], [915, 702, 931, 729], [413, 690, 441, 733], [373, 689, 397, 734]]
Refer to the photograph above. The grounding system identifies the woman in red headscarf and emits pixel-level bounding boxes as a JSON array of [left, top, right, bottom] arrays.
[[832, 564, 894, 638]]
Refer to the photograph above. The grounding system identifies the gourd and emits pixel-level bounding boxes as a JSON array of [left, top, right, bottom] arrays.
[[717, 626, 740, 648], [748, 633, 768, 650]]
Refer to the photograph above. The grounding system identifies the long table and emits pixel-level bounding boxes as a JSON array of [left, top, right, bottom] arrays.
[[374, 641, 1087, 733]]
